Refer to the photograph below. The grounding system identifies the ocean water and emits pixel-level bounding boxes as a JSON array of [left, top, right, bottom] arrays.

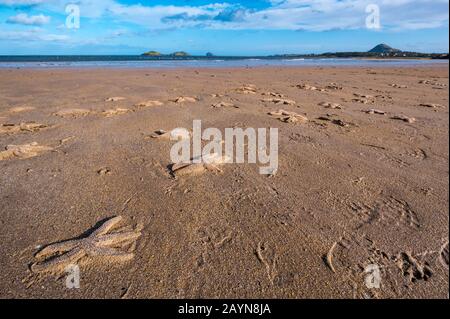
[[0, 56, 447, 69]]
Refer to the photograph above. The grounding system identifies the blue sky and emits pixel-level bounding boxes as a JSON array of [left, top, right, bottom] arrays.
[[0, 0, 448, 55]]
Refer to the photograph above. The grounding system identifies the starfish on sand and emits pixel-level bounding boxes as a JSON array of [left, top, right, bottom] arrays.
[[31, 216, 142, 273]]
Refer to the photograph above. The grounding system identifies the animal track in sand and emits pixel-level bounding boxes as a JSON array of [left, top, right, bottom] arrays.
[[348, 197, 420, 230], [0, 142, 53, 161], [105, 97, 126, 102], [170, 96, 197, 103], [319, 102, 342, 109], [54, 108, 91, 118], [194, 224, 233, 270], [255, 242, 278, 284], [395, 252, 433, 283], [9, 106, 35, 113], [170, 153, 231, 177], [262, 98, 296, 106], [391, 115, 416, 123], [211, 101, 238, 108], [440, 242, 449, 268], [268, 109, 308, 123], [101, 108, 131, 117], [135, 100, 164, 108], [0, 122, 48, 134], [31, 216, 142, 273]]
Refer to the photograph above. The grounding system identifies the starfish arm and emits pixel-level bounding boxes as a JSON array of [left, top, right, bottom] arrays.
[[91, 216, 123, 237], [87, 246, 135, 262], [31, 248, 86, 273], [35, 239, 80, 259], [95, 232, 142, 247]]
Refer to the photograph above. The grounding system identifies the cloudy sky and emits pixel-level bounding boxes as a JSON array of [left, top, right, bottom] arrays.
[[0, 0, 448, 55]]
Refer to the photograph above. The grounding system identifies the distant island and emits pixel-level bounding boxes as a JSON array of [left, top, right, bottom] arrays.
[[142, 51, 190, 57], [142, 44, 448, 60], [272, 44, 449, 59]]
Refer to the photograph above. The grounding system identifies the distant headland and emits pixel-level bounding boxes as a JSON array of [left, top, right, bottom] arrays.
[[142, 44, 449, 60]]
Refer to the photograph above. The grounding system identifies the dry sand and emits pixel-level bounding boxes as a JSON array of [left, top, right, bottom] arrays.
[[0, 66, 448, 299]]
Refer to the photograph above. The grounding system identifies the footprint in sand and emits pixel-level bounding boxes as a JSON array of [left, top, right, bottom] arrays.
[[9, 106, 35, 113], [170, 153, 230, 177], [54, 108, 91, 118], [170, 96, 197, 103], [262, 98, 296, 106], [212, 101, 238, 108], [101, 108, 131, 117], [268, 109, 308, 123], [319, 102, 342, 109], [391, 115, 416, 123], [0, 142, 53, 161], [105, 97, 126, 102], [135, 100, 164, 108], [365, 109, 386, 115], [0, 122, 48, 134], [235, 84, 257, 94]]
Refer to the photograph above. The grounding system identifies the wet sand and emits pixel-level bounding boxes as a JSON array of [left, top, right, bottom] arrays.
[[0, 66, 448, 298]]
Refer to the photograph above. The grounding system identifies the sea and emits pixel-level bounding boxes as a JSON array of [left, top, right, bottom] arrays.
[[0, 55, 447, 69]]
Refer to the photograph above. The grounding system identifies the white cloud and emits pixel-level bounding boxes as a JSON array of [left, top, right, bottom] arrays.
[[2, 0, 448, 31], [7, 13, 50, 25], [0, 0, 44, 6], [0, 29, 68, 41]]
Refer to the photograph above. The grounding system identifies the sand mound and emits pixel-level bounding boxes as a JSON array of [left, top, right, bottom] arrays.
[[54, 108, 91, 118], [102, 108, 131, 117], [0, 142, 53, 160], [0, 122, 48, 134], [135, 100, 164, 108]]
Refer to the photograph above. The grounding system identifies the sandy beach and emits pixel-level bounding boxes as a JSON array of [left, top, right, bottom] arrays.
[[0, 66, 448, 299]]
